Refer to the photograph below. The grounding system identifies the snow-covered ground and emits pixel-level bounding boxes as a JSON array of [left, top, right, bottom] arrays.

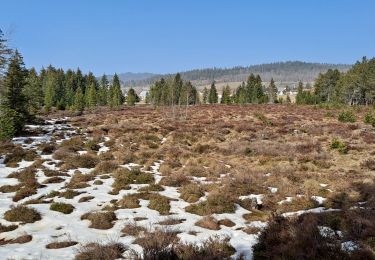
[[0, 119, 266, 260]]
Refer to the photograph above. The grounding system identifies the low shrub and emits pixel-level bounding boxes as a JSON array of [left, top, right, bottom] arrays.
[[330, 138, 348, 154], [195, 216, 220, 230], [4, 206, 41, 223], [50, 202, 75, 214], [117, 194, 140, 209], [75, 242, 127, 260], [338, 110, 356, 123], [148, 194, 171, 215], [81, 211, 117, 229], [185, 192, 235, 215], [180, 183, 204, 203]]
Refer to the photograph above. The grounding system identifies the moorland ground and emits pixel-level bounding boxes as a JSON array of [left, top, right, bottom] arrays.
[[1, 104, 375, 259]]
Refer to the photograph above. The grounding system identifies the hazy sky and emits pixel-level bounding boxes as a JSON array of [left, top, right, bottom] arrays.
[[1, 0, 374, 75]]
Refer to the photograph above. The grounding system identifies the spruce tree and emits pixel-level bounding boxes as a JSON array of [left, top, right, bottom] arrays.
[[202, 87, 208, 104], [86, 83, 97, 110], [73, 87, 85, 113], [110, 74, 123, 109], [44, 76, 55, 112], [268, 78, 278, 103], [23, 68, 43, 115], [208, 82, 218, 104], [127, 88, 138, 106], [221, 85, 231, 104], [98, 74, 109, 105]]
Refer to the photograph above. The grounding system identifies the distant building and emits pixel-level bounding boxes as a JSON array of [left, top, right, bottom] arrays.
[[139, 90, 148, 100]]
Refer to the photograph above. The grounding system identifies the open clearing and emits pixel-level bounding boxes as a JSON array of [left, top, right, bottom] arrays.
[[0, 104, 374, 259]]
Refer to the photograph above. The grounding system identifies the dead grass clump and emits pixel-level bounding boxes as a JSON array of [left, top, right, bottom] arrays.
[[94, 161, 118, 174], [252, 214, 349, 259], [75, 242, 127, 260], [46, 241, 78, 249], [121, 223, 147, 236], [218, 219, 236, 227], [13, 186, 37, 202], [81, 211, 117, 229], [148, 194, 171, 215], [180, 183, 204, 203], [138, 184, 164, 192], [117, 194, 140, 209], [4, 205, 41, 223], [159, 172, 190, 187], [0, 234, 32, 245], [4, 147, 37, 167], [43, 176, 65, 184], [43, 169, 69, 177], [0, 184, 22, 193], [361, 159, 375, 171], [195, 216, 220, 230], [59, 137, 84, 152], [78, 196, 95, 203], [59, 189, 83, 199], [176, 236, 235, 260], [279, 196, 319, 213], [0, 223, 18, 233], [185, 192, 235, 215], [40, 143, 57, 154], [158, 218, 186, 225], [243, 209, 270, 222], [66, 153, 99, 168], [134, 229, 179, 259], [66, 172, 93, 189]]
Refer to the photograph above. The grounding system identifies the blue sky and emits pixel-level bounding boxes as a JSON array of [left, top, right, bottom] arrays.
[[1, 0, 374, 75]]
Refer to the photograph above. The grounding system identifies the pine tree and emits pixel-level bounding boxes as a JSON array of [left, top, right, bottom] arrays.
[[73, 87, 85, 113], [202, 87, 208, 104], [44, 75, 55, 112], [268, 78, 278, 103], [208, 82, 218, 104], [86, 83, 97, 110], [110, 74, 123, 109], [98, 74, 109, 105], [127, 88, 138, 106], [23, 68, 43, 115], [2, 50, 28, 124], [221, 85, 231, 104], [296, 81, 304, 105], [0, 29, 11, 77]]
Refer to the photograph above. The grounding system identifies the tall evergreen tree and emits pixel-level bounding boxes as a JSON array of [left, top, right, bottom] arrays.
[[86, 83, 97, 110], [208, 82, 218, 104], [23, 68, 43, 115], [202, 87, 209, 104], [3, 50, 28, 118], [98, 74, 109, 105], [44, 75, 55, 112], [221, 85, 232, 104], [267, 78, 278, 103], [73, 87, 85, 113], [110, 74, 124, 109], [127, 88, 138, 106]]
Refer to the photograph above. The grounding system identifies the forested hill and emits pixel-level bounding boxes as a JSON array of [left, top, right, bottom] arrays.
[[121, 61, 351, 87]]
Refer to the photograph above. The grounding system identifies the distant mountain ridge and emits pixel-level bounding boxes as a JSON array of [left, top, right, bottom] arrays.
[[108, 61, 352, 88]]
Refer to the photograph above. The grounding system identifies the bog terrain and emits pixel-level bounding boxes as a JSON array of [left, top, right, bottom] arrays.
[[0, 105, 375, 259]]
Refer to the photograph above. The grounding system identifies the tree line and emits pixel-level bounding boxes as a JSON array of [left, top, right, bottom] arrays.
[[296, 57, 375, 105], [0, 30, 139, 140]]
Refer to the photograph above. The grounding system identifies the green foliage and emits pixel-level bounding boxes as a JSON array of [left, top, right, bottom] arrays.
[[338, 110, 356, 123], [364, 112, 375, 126], [73, 87, 85, 113], [208, 82, 218, 104], [0, 106, 22, 140], [330, 138, 348, 154], [50, 202, 74, 214], [86, 83, 97, 110], [267, 78, 278, 103], [148, 74, 198, 106], [296, 81, 317, 105], [221, 85, 232, 104], [126, 88, 139, 106], [108, 74, 124, 109], [202, 86, 208, 104]]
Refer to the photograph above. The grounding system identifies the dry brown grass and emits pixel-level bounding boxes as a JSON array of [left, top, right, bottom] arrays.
[[4, 206, 41, 223], [195, 216, 221, 230], [81, 211, 117, 229], [46, 241, 78, 249], [75, 242, 127, 260]]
